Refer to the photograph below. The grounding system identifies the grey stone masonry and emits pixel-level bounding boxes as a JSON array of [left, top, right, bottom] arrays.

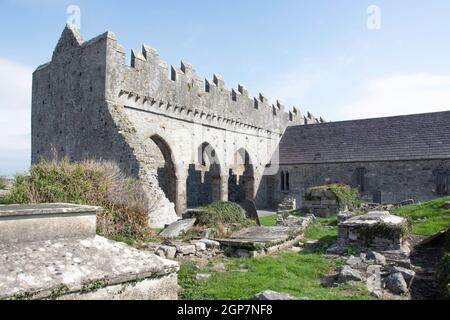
[[0, 204, 179, 300], [0, 236, 179, 300], [32, 24, 324, 227], [0, 203, 98, 243]]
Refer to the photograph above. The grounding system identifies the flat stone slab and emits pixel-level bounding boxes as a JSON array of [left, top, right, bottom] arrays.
[[0, 203, 101, 217], [254, 290, 298, 300], [159, 218, 196, 239], [218, 226, 292, 248], [217, 216, 314, 253], [0, 203, 100, 243], [0, 236, 179, 299], [341, 211, 406, 227]]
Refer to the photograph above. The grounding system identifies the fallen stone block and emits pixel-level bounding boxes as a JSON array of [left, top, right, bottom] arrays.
[[175, 244, 196, 256], [199, 239, 221, 249], [385, 272, 409, 295], [159, 218, 196, 239], [157, 245, 177, 259], [346, 256, 367, 270], [192, 241, 207, 252], [338, 266, 364, 283], [305, 240, 321, 249], [254, 290, 298, 300], [212, 262, 226, 273], [366, 273, 383, 298], [389, 266, 416, 285], [366, 251, 387, 265], [195, 273, 211, 282], [444, 201, 450, 209]]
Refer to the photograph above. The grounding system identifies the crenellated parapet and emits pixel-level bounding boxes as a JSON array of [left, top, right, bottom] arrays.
[[97, 30, 324, 134], [35, 24, 325, 141]]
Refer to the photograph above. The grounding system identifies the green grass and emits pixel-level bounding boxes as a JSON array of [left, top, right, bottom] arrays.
[[259, 214, 278, 227], [304, 217, 338, 247], [179, 252, 371, 300], [393, 196, 450, 236], [178, 216, 369, 300]]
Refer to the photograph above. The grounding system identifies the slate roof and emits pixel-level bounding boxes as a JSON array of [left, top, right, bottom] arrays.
[[279, 111, 450, 165]]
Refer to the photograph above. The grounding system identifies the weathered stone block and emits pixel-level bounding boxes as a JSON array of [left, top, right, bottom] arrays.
[[337, 211, 409, 252], [159, 218, 196, 239], [0, 236, 179, 300], [157, 245, 177, 259], [0, 204, 98, 243], [254, 290, 298, 300], [175, 244, 196, 255]]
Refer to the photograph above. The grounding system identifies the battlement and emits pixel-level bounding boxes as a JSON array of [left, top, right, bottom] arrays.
[[98, 27, 324, 132], [37, 25, 325, 135]]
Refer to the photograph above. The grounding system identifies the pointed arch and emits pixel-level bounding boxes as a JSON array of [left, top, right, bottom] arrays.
[[150, 134, 177, 211], [187, 142, 224, 208], [229, 148, 255, 203]]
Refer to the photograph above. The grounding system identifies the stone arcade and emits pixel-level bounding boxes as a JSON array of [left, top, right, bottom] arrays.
[[32, 25, 450, 227]]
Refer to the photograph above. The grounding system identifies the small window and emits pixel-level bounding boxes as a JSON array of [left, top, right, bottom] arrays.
[[280, 171, 290, 192], [286, 172, 290, 191], [356, 168, 366, 192], [436, 172, 448, 196]]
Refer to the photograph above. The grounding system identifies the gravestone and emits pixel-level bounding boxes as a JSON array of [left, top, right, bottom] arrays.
[[241, 199, 261, 226]]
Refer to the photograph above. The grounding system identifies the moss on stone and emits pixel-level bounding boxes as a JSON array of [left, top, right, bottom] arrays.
[[306, 184, 361, 210], [189, 201, 256, 229]]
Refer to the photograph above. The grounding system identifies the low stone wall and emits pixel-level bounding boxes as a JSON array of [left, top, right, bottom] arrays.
[[0, 204, 179, 300]]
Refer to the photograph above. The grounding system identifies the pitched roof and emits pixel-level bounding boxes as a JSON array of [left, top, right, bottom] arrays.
[[279, 111, 450, 164]]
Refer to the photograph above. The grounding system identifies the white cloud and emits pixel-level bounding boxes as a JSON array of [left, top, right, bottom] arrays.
[[0, 58, 33, 176], [339, 73, 450, 120]]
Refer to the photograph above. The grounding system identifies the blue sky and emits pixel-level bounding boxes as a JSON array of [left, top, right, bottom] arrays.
[[1, 0, 450, 176]]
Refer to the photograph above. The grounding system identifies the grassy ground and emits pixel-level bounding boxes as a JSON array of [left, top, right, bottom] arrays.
[[303, 217, 338, 249], [393, 196, 450, 236], [179, 215, 372, 300], [179, 252, 371, 300], [259, 214, 278, 227], [186, 195, 450, 301]]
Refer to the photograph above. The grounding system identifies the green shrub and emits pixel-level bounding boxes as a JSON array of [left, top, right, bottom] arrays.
[[189, 201, 256, 229], [306, 184, 361, 210], [1, 160, 152, 240]]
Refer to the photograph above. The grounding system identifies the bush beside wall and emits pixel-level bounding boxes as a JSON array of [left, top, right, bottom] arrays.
[[0, 160, 153, 240]]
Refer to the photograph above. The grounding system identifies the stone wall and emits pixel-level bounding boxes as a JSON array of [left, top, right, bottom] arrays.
[[0, 204, 179, 300], [32, 25, 324, 227], [269, 159, 450, 208]]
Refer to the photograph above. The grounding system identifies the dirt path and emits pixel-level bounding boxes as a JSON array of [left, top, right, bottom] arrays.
[[409, 236, 447, 300]]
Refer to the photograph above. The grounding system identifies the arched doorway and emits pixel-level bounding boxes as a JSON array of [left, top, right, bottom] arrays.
[[150, 135, 177, 209], [187, 142, 222, 208], [228, 148, 255, 203]]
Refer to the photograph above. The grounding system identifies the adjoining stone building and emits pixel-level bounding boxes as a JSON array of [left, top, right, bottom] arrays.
[[32, 25, 450, 227], [269, 111, 450, 209]]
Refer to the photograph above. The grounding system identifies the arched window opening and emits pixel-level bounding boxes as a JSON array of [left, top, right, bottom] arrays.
[[286, 172, 290, 191]]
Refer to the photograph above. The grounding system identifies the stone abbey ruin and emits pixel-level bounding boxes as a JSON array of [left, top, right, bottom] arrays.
[[32, 25, 450, 228]]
